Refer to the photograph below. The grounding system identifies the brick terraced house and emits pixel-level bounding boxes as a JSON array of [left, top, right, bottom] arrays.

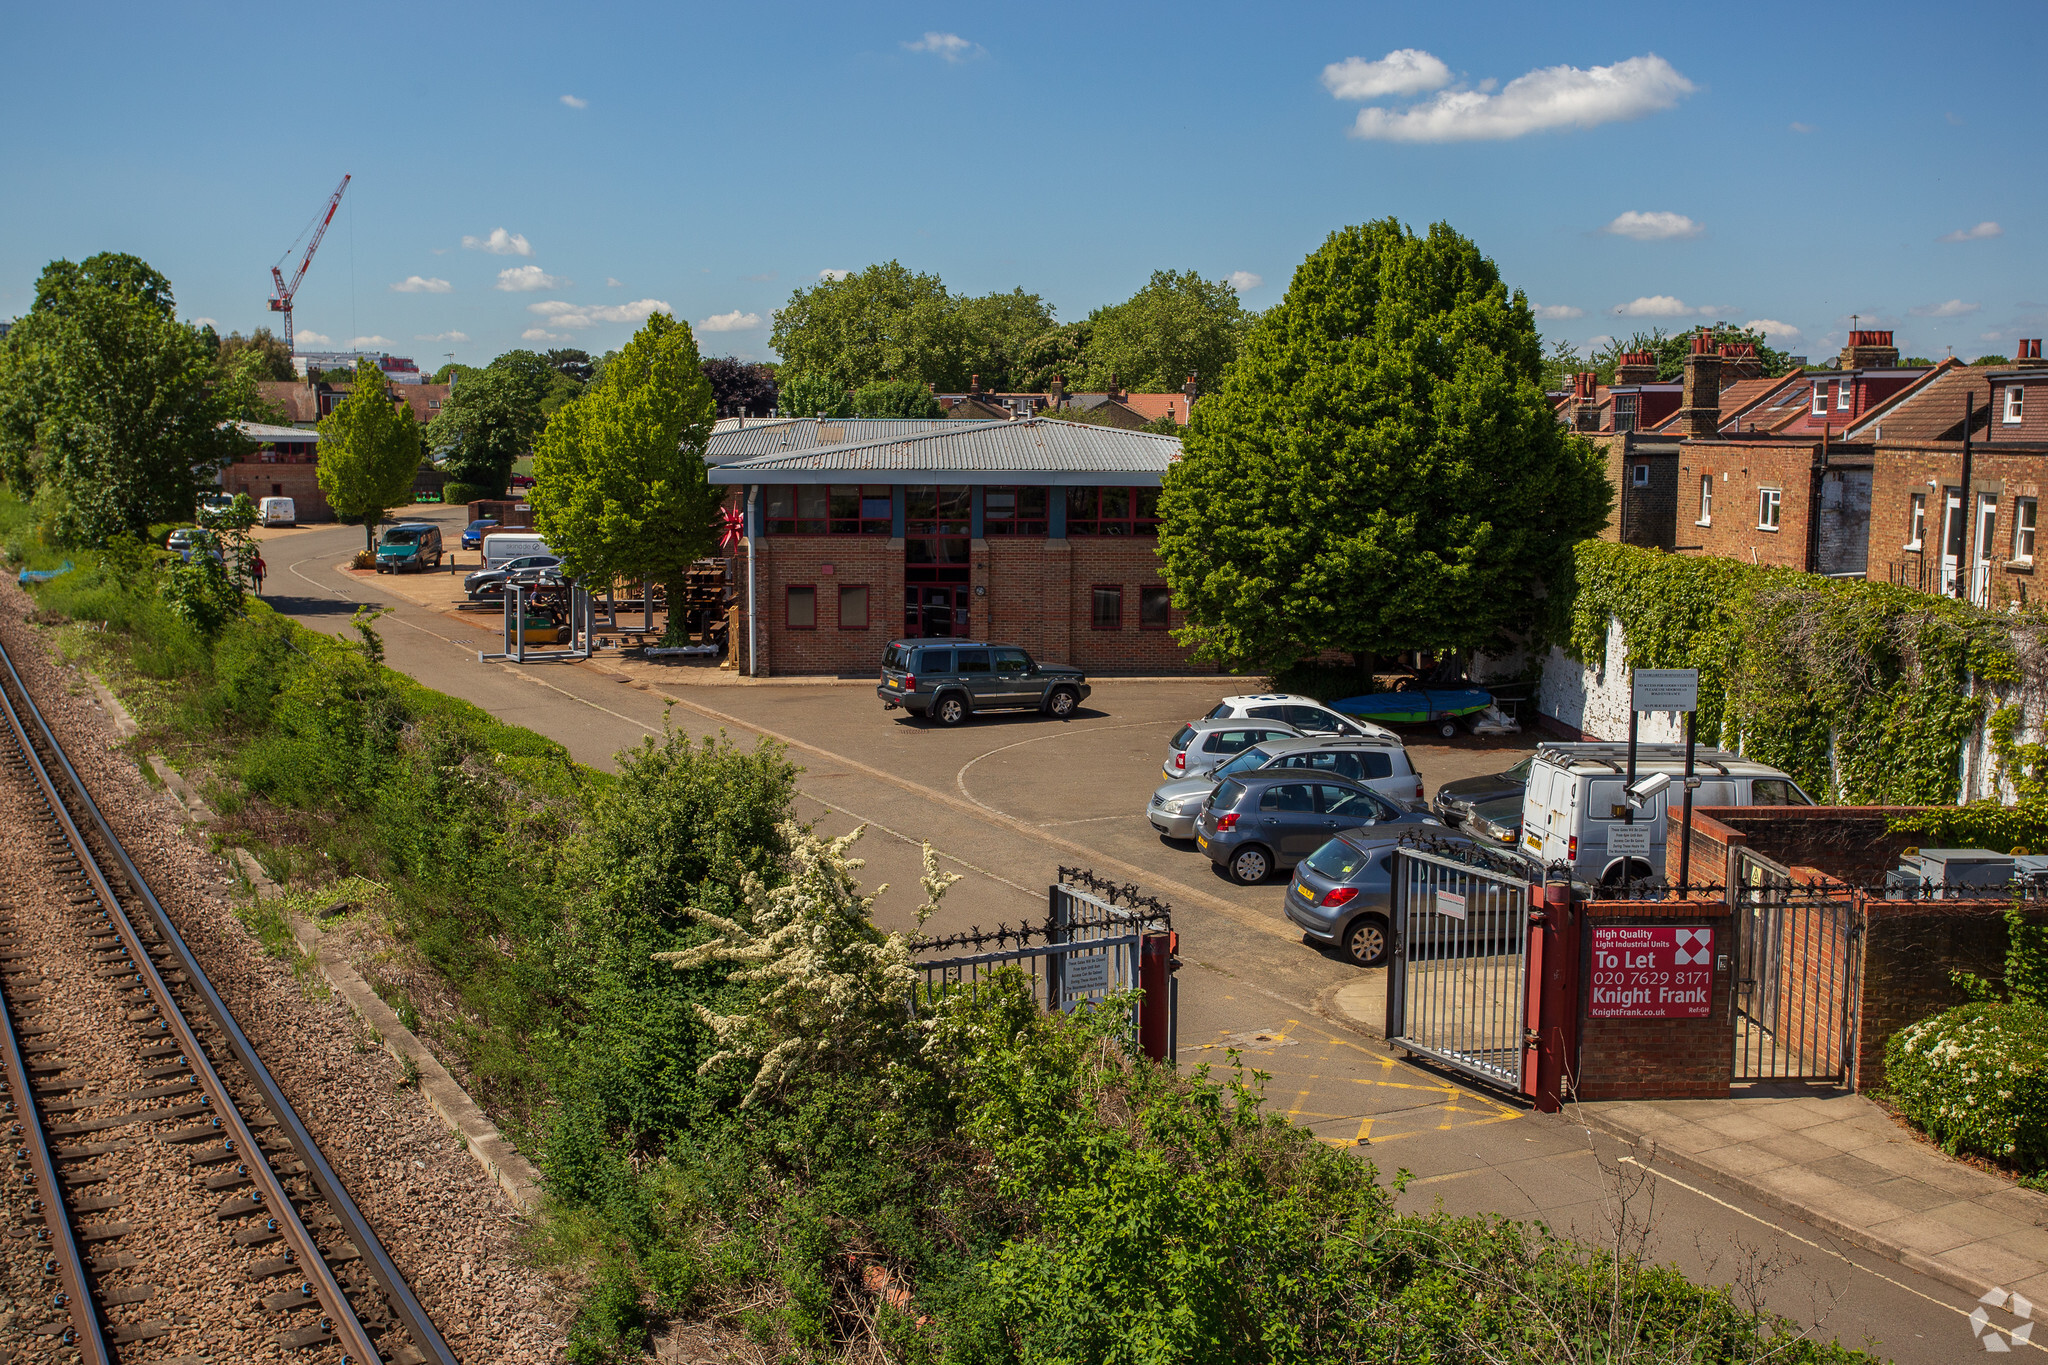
[[709, 418, 1215, 677]]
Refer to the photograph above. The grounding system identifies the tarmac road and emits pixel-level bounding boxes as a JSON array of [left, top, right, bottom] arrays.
[[251, 506, 2029, 1362]]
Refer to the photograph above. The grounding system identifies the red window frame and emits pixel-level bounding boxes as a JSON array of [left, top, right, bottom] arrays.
[[983, 485, 1049, 536], [765, 484, 892, 535], [1066, 486, 1160, 536], [1091, 583, 1123, 630], [838, 583, 870, 631], [1138, 585, 1171, 630], [786, 583, 817, 629]]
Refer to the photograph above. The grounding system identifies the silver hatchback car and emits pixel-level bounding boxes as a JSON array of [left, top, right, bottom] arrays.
[[1149, 735, 1424, 840], [1161, 718, 1302, 783]]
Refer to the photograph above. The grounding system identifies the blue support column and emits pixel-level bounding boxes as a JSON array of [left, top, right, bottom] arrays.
[[1047, 483, 1067, 538], [890, 486, 907, 540], [970, 486, 985, 540]]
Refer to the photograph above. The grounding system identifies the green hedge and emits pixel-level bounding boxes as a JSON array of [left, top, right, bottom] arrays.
[[1886, 1002, 2048, 1166], [441, 481, 498, 506]]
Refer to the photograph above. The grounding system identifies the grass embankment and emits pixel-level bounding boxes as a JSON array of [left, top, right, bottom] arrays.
[[0, 493, 1885, 1364]]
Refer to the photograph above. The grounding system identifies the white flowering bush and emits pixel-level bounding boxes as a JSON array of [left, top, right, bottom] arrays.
[[1885, 1002, 2048, 1167]]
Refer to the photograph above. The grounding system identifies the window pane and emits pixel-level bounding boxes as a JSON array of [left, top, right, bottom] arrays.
[[955, 649, 991, 673], [919, 649, 952, 672], [905, 486, 937, 521], [985, 490, 1016, 520], [935, 486, 970, 523], [765, 486, 793, 521], [1099, 487, 1130, 521], [1091, 584, 1121, 630], [860, 493, 892, 523], [1135, 487, 1159, 524], [1067, 486, 1097, 530], [788, 585, 815, 629], [993, 648, 1027, 676], [1018, 487, 1048, 520], [1139, 585, 1170, 629], [839, 584, 869, 630]]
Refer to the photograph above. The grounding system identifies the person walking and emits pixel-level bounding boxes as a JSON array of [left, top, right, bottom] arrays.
[[252, 554, 267, 594]]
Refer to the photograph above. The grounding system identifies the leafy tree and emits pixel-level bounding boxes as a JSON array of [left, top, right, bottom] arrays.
[[317, 358, 424, 552], [850, 378, 940, 418], [956, 287, 1057, 391], [1974, 354, 2013, 366], [216, 327, 296, 382], [0, 257, 243, 545], [1591, 325, 1792, 382], [1539, 337, 1585, 392], [774, 369, 851, 419], [1159, 219, 1612, 671], [530, 312, 721, 645], [770, 261, 964, 390], [432, 361, 468, 385], [1082, 269, 1247, 394], [426, 353, 551, 495], [1013, 318, 1093, 394], [215, 349, 291, 423], [700, 356, 778, 416], [546, 348, 595, 384]]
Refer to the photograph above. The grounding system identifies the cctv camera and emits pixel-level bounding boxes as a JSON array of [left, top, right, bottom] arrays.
[[1627, 772, 1672, 809]]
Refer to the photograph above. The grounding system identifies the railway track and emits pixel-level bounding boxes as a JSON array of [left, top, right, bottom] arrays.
[[0, 636, 458, 1364]]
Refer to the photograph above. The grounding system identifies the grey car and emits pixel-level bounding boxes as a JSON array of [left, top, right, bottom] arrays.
[[1161, 719, 1302, 782], [1193, 771, 1438, 885], [1148, 735, 1424, 840], [465, 554, 561, 599], [1284, 828, 1520, 967], [877, 639, 1089, 725]]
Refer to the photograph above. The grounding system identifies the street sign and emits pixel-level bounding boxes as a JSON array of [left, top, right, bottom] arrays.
[[1433, 889, 1467, 921], [1589, 926, 1715, 1018], [1606, 825, 1654, 856], [1632, 668, 1700, 712]]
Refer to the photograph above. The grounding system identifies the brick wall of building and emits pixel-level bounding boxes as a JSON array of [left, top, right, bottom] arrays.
[[1869, 441, 2048, 606], [741, 535, 901, 675], [1060, 539, 1214, 673], [1674, 438, 1821, 568], [1573, 900, 1735, 1101], [1859, 897, 2018, 1087], [223, 462, 331, 520]]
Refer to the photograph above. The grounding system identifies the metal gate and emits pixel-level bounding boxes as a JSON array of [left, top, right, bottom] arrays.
[[1388, 846, 1534, 1093], [1730, 847, 1865, 1085]]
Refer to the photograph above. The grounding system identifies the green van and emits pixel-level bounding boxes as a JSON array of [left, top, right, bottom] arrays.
[[376, 522, 444, 573]]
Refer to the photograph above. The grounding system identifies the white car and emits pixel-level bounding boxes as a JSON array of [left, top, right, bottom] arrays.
[[1201, 694, 1396, 742]]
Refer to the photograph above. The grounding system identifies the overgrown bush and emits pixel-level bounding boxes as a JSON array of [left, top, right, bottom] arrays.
[[1886, 1003, 2048, 1166], [443, 480, 496, 506]]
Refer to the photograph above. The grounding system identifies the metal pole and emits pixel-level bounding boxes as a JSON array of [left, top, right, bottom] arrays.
[[746, 485, 759, 675], [1677, 709, 1696, 888], [1956, 394, 1975, 600], [1623, 705, 1639, 825]]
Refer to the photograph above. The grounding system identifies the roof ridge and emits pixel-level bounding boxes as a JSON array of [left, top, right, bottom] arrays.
[[1843, 356, 1963, 438]]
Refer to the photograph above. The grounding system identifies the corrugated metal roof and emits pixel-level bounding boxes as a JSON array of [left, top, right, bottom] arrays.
[[231, 421, 320, 441], [705, 417, 1003, 464], [710, 418, 1181, 483]]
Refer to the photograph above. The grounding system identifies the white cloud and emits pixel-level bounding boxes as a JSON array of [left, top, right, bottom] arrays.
[[1938, 221, 2002, 243], [1602, 210, 1702, 241], [496, 265, 569, 292], [1228, 271, 1263, 292], [525, 298, 673, 331], [904, 32, 977, 62], [416, 331, 470, 343], [1611, 295, 1695, 318], [1910, 299, 1981, 318], [1749, 320, 1803, 341], [1321, 49, 1451, 101], [560, 94, 588, 109], [462, 228, 533, 257], [522, 328, 570, 342], [606, 277, 624, 288], [347, 335, 393, 348], [1348, 54, 1694, 143], [297, 330, 332, 345], [190, 316, 218, 327], [1533, 304, 1585, 320], [697, 310, 763, 333], [745, 272, 778, 283], [1789, 121, 1814, 134], [819, 268, 851, 281], [390, 275, 453, 294], [1583, 334, 1615, 352]]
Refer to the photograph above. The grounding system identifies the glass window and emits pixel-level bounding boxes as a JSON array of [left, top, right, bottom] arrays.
[[787, 584, 816, 629], [1750, 778, 1810, 806], [1246, 705, 1289, 722], [1318, 785, 1380, 819], [2017, 499, 2038, 563], [993, 648, 1029, 676], [955, 649, 992, 673], [796, 486, 829, 533], [1303, 838, 1368, 879], [1698, 475, 1712, 525], [1066, 486, 1160, 535], [1170, 725, 1196, 752], [1614, 394, 1638, 432], [1358, 752, 1394, 779], [1139, 585, 1171, 630], [1091, 584, 1122, 630], [1259, 783, 1316, 812], [839, 584, 869, 630], [1204, 703, 1233, 719], [1811, 384, 1828, 416], [1908, 492, 1926, 549], [1836, 379, 1852, 412], [1210, 780, 1247, 810], [983, 486, 1047, 535], [1214, 745, 1274, 777], [2010, 386, 2027, 425], [918, 648, 953, 673], [1208, 729, 1263, 755], [1758, 488, 1782, 530], [906, 486, 970, 535], [1632, 463, 1649, 487]]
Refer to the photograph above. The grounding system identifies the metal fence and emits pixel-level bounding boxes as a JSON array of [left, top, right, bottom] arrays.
[[1730, 847, 1865, 1085], [1388, 843, 1535, 1094]]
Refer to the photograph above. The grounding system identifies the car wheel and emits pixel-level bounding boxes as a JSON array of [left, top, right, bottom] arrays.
[[1045, 687, 1077, 718], [934, 694, 968, 727], [1228, 845, 1271, 885], [1342, 915, 1389, 968], [1439, 720, 1457, 738]]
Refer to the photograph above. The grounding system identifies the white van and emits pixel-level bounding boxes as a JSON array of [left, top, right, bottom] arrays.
[[258, 496, 296, 527], [1519, 742, 1813, 886], [480, 531, 550, 570]]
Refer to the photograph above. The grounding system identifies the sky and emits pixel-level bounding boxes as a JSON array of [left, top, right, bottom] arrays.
[[2, 1, 2041, 370]]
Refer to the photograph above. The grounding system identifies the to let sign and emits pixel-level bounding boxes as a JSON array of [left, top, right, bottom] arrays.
[[1589, 926, 1715, 1019], [1632, 668, 1700, 712]]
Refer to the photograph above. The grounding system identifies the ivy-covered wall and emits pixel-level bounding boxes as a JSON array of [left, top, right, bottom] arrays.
[[1545, 541, 2027, 806]]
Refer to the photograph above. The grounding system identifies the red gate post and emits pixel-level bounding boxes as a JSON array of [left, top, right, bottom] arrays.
[[1526, 882, 1582, 1112], [1138, 931, 1176, 1061]]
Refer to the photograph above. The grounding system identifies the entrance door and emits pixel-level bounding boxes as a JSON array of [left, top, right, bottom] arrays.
[[1941, 488, 1964, 595], [1974, 493, 1998, 606], [905, 585, 968, 638]]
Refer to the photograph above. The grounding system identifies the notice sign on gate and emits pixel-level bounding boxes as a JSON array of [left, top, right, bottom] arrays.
[[1061, 952, 1112, 1011], [1590, 926, 1715, 1018]]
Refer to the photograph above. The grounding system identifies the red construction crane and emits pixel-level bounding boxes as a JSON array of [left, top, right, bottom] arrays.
[[268, 173, 351, 355]]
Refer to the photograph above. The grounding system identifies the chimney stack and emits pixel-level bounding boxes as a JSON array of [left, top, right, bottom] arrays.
[[1182, 371, 1198, 414], [1614, 350, 1659, 387], [1049, 374, 1065, 406], [2019, 340, 2044, 364], [1717, 342, 1763, 380], [1571, 371, 1603, 432], [1837, 330, 1899, 370], [969, 373, 981, 395], [1679, 332, 1724, 437]]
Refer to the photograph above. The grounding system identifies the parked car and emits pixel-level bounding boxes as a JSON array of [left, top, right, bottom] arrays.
[[479, 532, 552, 570], [1464, 793, 1524, 847], [165, 526, 203, 561], [877, 639, 1089, 725], [258, 496, 296, 526], [1162, 718, 1303, 782], [1193, 771, 1438, 885], [464, 555, 560, 599], [461, 519, 499, 551], [1520, 742, 1813, 886], [1432, 755, 1534, 827], [507, 563, 569, 590], [375, 522, 444, 573], [1149, 735, 1424, 840], [1202, 694, 1397, 741], [1284, 827, 1487, 967]]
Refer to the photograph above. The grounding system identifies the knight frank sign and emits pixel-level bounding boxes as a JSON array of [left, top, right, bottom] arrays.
[[1589, 926, 1716, 1019]]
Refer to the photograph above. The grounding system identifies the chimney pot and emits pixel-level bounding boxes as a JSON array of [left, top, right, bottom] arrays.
[[1680, 342, 1724, 437], [970, 374, 980, 394]]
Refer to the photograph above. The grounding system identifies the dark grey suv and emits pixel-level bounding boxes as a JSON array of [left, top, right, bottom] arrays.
[[878, 639, 1090, 725]]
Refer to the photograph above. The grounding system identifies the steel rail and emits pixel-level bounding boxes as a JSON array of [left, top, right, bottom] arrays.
[[0, 900, 110, 1359], [0, 640, 457, 1364]]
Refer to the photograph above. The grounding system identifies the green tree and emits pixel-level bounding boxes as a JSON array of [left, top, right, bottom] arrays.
[[769, 261, 964, 390], [850, 378, 940, 418], [530, 313, 720, 645], [1082, 269, 1248, 394], [317, 358, 423, 553], [216, 327, 296, 382], [1591, 325, 1792, 383], [0, 258, 243, 545], [774, 369, 851, 418], [1015, 318, 1094, 394], [426, 354, 550, 495], [1159, 219, 1612, 671], [956, 287, 1057, 391]]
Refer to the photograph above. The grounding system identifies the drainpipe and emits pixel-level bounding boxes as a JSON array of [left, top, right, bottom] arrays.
[[747, 485, 761, 676], [1956, 395, 1975, 600]]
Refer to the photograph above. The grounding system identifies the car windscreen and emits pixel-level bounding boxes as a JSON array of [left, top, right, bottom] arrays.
[[1209, 779, 1246, 810], [1204, 703, 1232, 720], [1213, 744, 1272, 777], [1303, 838, 1372, 880], [1502, 756, 1534, 782], [1474, 794, 1523, 822], [1170, 725, 1197, 752], [381, 529, 420, 544]]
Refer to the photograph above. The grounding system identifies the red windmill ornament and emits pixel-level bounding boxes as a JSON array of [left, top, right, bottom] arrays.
[[715, 507, 746, 552]]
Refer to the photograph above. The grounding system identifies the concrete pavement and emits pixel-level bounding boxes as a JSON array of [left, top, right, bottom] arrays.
[[249, 506, 2041, 1361]]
